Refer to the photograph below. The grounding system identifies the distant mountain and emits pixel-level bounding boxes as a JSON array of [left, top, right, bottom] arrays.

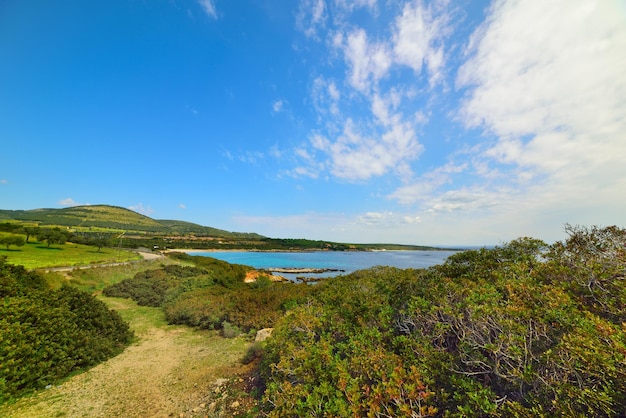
[[0, 205, 264, 238]]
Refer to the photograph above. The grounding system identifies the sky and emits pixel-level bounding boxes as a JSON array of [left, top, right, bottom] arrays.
[[1, 0, 625, 246]]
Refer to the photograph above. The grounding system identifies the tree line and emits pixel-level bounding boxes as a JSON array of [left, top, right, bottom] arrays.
[[0, 223, 114, 251]]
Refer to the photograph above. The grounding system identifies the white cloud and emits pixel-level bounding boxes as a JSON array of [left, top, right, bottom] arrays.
[[0, 179, 7, 185], [311, 76, 341, 118], [296, 0, 327, 39], [343, 28, 393, 93], [335, 0, 377, 13], [238, 150, 265, 164], [393, 0, 447, 85], [129, 203, 154, 217], [197, 0, 217, 19], [455, 0, 626, 228], [355, 211, 423, 227], [309, 118, 422, 181], [356, 211, 394, 226], [269, 144, 283, 159], [425, 187, 500, 214], [285, 0, 625, 244], [272, 100, 284, 113], [458, 0, 626, 162], [58, 198, 80, 207], [388, 161, 467, 205], [291, 1, 456, 185], [179, 203, 187, 209]]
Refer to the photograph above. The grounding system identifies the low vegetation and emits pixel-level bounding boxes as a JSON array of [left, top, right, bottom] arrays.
[[1, 219, 624, 417], [103, 252, 312, 334], [258, 225, 626, 416], [0, 258, 134, 403]]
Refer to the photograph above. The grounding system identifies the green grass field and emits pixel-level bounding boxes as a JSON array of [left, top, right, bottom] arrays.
[[0, 237, 141, 270]]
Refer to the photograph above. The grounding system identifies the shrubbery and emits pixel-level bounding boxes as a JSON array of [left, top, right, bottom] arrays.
[[103, 254, 313, 334], [0, 258, 133, 402], [259, 226, 626, 417], [102, 264, 209, 306]]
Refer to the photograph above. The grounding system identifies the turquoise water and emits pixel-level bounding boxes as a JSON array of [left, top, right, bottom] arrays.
[[188, 250, 459, 281]]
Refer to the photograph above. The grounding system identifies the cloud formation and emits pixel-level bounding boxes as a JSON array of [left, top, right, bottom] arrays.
[[58, 198, 81, 207], [129, 203, 154, 217], [292, 0, 453, 182], [197, 0, 217, 19], [273, 0, 626, 243], [453, 0, 626, 210]]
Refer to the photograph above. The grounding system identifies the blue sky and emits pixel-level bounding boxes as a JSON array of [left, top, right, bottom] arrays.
[[1, 0, 625, 246]]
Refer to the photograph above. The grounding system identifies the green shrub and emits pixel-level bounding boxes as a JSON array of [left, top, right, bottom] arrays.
[[0, 259, 133, 402], [259, 226, 626, 417], [102, 265, 207, 306], [242, 342, 264, 365], [221, 321, 242, 338]]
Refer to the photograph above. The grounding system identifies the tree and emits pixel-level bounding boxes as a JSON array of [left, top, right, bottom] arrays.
[[0, 235, 25, 250], [24, 226, 40, 243], [88, 233, 112, 252], [37, 228, 68, 247]]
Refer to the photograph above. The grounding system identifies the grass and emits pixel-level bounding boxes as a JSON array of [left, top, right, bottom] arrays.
[[0, 239, 141, 270], [101, 296, 171, 335]]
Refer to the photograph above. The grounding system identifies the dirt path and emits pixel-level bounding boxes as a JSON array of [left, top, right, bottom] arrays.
[[1, 298, 252, 418]]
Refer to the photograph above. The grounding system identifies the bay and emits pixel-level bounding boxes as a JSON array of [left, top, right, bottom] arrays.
[[188, 250, 459, 281]]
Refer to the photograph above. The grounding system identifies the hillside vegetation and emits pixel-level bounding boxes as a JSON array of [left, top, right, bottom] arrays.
[[0, 205, 254, 237], [0, 205, 441, 251]]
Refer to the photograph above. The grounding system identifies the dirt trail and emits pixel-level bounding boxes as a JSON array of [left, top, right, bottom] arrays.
[[1, 299, 251, 418]]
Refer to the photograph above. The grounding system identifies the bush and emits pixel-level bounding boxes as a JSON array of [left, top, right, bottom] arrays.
[[259, 226, 626, 417], [221, 321, 242, 338], [0, 259, 133, 402], [102, 265, 208, 306], [242, 342, 265, 365]]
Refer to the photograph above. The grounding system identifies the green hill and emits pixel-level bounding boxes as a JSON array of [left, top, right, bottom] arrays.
[[0, 205, 442, 250], [0, 205, 260, 238]]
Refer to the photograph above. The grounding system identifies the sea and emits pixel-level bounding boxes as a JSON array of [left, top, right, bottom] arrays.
[[188, 250, 460, 282]]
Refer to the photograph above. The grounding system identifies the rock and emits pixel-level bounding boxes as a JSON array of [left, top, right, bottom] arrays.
[[255, 328, 273, 342], [245, 270, 288, 283]]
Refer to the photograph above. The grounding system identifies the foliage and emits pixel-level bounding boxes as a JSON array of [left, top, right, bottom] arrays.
[[259, 227, 626, 417], [36, 227, 69, 247], [0, 258, 133, 402], [0, 235, 25, 250], [102, 254, 313, 334], [102, 264, 208, 306], [0, 205, 261, 237]]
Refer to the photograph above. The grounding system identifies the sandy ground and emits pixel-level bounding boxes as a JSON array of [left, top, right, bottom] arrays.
[[1, 299, 252, 418]]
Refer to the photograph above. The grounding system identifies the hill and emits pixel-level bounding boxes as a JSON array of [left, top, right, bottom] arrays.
[[0, 205, 262, 238], [0, 205, 446, 251]]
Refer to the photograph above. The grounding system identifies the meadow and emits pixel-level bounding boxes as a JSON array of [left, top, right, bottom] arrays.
[[0, 234, 141, 270]]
